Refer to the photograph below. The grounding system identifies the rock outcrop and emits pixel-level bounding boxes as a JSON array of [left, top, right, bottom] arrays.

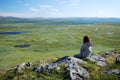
[[101, 51, 114, 58], [102, 69, 120, 75], [116, 55, 120, 63], [11, 49, 120, 80], [89, 55, 106, 67], [15, 62, 33, 70], [33, 56, 90, 80]]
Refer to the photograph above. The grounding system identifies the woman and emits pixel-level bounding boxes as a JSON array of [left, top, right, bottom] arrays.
[[74, 36, 92, 58], [79, 36, 92, 58]]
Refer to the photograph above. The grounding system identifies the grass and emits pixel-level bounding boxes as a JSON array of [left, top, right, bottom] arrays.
[[0, 50, 120, 80], [0, 63, 69, 80], [82, 51, 120, 80], [0, 22, 120, 70]]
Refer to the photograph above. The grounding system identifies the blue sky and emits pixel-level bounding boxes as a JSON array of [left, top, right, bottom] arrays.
[[0, 0, 120, 18]]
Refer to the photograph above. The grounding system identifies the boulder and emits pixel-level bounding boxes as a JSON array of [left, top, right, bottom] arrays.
[[102, 69, 120, 75], [55, 56, 87, 65], [101, 52, 114, 58], [67, 62, 90, 80], [26, 62, 33, 67], [16, 63, 26, 70], [116, 55, 120, 63], [15, 62, 33, 70], [33, 56, 90, 80], [89, 55, 106, 67], [96, 61, 107, 67], [90, 55, 106, 62]]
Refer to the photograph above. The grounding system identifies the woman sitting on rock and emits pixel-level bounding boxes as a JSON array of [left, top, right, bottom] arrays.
[[74, 36, 92, 59]]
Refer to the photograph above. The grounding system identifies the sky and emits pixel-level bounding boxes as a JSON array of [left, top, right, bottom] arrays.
[[0, 0, 120, 18]]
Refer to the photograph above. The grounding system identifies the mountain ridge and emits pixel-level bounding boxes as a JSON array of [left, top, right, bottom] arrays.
[[0, 16, 120, 23]]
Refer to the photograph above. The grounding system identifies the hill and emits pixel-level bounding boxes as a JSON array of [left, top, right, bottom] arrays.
[[0, 16, 120, 24], [0, 49, 120, 80]]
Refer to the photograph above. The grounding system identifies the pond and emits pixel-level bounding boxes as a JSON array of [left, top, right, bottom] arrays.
[[0, 31, 31, 35], [0, 32, 22, 35], [14, 44, 31, 48], [106, 32, 114, 35]]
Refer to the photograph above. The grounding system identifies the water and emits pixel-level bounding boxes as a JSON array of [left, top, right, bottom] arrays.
[[106, 32, 114, 35], [0, 32, 22, 35], [14, 44, 31, 48], [0, 31, 31, 35]]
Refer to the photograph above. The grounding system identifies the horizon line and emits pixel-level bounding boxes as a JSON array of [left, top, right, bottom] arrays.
[[0, 16, 120, 19]]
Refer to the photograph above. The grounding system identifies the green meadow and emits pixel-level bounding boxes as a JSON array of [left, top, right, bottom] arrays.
[[0, 22, 120, 70]]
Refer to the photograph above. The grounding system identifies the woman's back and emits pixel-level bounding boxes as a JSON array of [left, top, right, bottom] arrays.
[[74, 36, 92, 59], [80, 42, 92, 58]]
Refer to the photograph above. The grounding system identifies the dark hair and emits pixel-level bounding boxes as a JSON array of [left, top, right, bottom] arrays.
[[83, 36, 90, 43]]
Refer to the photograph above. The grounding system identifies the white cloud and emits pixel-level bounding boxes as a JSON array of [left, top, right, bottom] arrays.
[[0, 12, 37, 18], [30, 8, 39, 12], [40, 5, 52, 8], [51, 9, 59, 12], [71, 0, 80, 6], [25, 4, 30, 7], [62, 0, 81, 7], [50, 8, 63, 17], [50, 8, 60, 15], [39, 4, 60, 16], [40, 4, 59, 12]]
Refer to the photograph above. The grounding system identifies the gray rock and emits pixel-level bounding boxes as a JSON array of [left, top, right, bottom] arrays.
[[33, 66, 43, 72], [116, 55, 120, 63], [16, 63, 26, 70], [51, 56, 88, 74], [67, 63, 90, 80], [96, 61, 107, 67], [101, 52, 114, 58], [68, 57, 87, 65], [102, 69, 120, 75], [55, 56, 87, 65], [15, 62, 33, 70], [56, 66, 61, 71], [26, 62, 33, 67], [47, 63, 57, 69], [33, 56, 90, 80], [89, 55, 106, 67], [90, 55, 106, 62]]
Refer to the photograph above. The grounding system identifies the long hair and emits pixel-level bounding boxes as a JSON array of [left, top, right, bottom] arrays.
[[83, 36, 90, 43]]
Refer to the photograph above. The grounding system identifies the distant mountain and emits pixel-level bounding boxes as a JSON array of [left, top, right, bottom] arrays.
[[0, 16, 28, 21], [0, 16, 120, 24]]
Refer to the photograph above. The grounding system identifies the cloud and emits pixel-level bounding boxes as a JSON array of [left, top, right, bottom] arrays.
[[62, 0, 81, 7], [40, 4, 59, 12], [25, 4, 30, 7], [50, 8, 60, 15], [0, 12, 37, 18], [50, 8, 63, 17], [70, 0, 80, 6], [51, 9, 59, 12], [39, 4, 61, 16], [95, 10, 119, 18], [30, 8, 39, 12], [40, 5, 52, 8]]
